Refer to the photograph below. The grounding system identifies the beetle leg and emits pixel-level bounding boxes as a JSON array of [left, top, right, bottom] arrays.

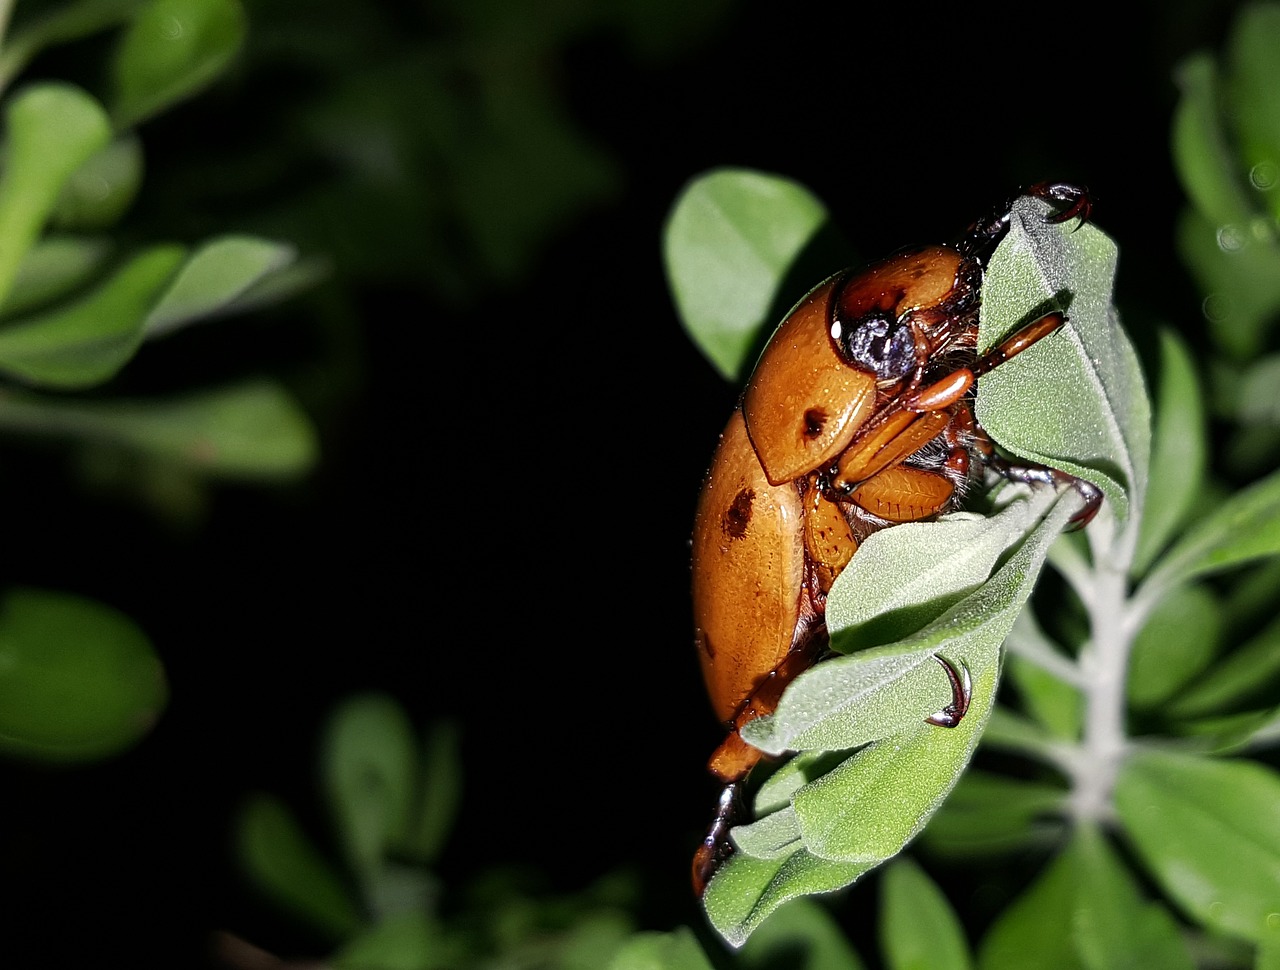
[[988, 454, 1103, 529], [925, 654, 972, 728], [956, 182, 1092, 259], [692, 782, 742, 896]]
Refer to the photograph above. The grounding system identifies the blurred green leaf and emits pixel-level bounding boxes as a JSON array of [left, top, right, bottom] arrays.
[[739, 898, 866, 970], [605, 927, 715, 970], [1169, 611, 1280, 718], [1177, 207, 1280, 360], [1259, 938, 1280, 970], [1140, 464, 1280, 601], [0, 0, 139, 92], [1, 235, 114, 317], [978, 197, 1148, 533], [237, 792, 364, 940], [401, 722, 462, 865], [0, 244, 184, 388], [323, 693, 417, 891], [1172, 53, 1257, 228], [50, 135, 144, 231], [922, 771, 1066, 858], [109, 0, 246, 129], [0, 83, 112, 305], [880, 858, 971, 970], [144, 235, 301, 336], [1116, 748, 1280, 944], [664, 168, 828, 381], [1007, 652, 1082, 740], [0, 379, 318, 479], [0, 586, 165, 761], [333, 911, 436, 970], [1127, 584, 1222, 709], [1226, 2, 1280, 221], [1134, 330, 1207, 575], [978, 827, 1193, 970]]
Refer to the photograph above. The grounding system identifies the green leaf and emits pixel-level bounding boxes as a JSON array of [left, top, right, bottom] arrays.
[[605, 927, 715, 970], [739, 899, 867, 970], [921, 771, 1066, 858], [1133, 330, 1207, 575], [0, 244, 184, 388], [1176, 207, 1280, 360], [0, 0, 138, 93], [880, 858, 972, 970], [977, 195, 1149, 534], [1127, 584, 1222, 709], [1, 235, 114, 317], [1007, 653, 1082, 740], [1115, 748, 1280, 944], [707, 491, 1082, 946], [400, 721, 462, 865], [702, 847, 871, 949], [1259, 938, 1280, 970], [0, 587, 165, 761], [110, 0, 246, 129], [1140, 465, 1280, 600], [978, 828, 1194, 970], [0, 83, 112, 305], [1226, 2, 1280, 222], [50, 135, 144, 231], [1169, 611, 1280, 718], [1171, 53, 1257, 228], [236, 792, 364, 940], [663, 168, 827, 381], [323, 694, 417, 889], [333, 911, 436, 970], [0, 379, 318, 479], [144, 235, 301, 336]]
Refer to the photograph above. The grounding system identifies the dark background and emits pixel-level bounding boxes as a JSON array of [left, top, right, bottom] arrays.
[[0, 0, 1238, 963]]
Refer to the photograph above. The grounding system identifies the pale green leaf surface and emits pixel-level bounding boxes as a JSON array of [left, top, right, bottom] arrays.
[[1134, 330, 1207, 575], [110, 0, 246, 129], [0, 83, 112, 304], [732, 806, 803, 860], [0, 244, 184, 387], [144, 235, 300, 336], [1116, 749, 1280, 944], [880, 858, 972, 970], [978, 197, 1148, 533], [236, 793, 364, 939], [664, 168, 826, 380], [1170, 611, 1280, 718], [0, 235, 114, 316], [323, 693, 417, 885], [0, 587, 165, 761]]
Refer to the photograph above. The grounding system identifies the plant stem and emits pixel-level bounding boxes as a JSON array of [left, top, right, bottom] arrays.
[[1068, 523, 1136, 824]]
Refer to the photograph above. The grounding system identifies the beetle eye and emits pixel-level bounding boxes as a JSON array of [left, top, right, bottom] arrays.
[[833, 310, 916, 381]]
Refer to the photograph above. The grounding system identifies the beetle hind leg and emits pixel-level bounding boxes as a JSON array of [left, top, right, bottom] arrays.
[[692, 782, 743, 896], [925, 654, 972, 728]]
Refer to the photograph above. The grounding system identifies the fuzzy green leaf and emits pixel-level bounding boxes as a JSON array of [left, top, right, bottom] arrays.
[[606, 927, 715, 970], [1172, 53, 1258, 228], [110, 0, 246, 129], [1226, 2, 1280, 222], [50, 135, 143, 231], [1128, 584, 1222, 709], [977, 196, 1148, 533], [0, 587, 165, 761], [880, 858, 972, 970], [922, 771, 1066, 858], [739, 899, 866, 970], [1116, 748, 1280, 945], [664, 168, 827, 381], [1, 236, 114, 316]]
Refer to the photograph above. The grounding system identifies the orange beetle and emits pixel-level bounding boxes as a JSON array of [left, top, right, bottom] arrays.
[[690, 183, 1096, 895]]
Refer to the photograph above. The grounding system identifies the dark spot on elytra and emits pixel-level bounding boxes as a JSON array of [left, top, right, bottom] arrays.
[[723, 488, 754, 539], [803, 408, 826, 439]]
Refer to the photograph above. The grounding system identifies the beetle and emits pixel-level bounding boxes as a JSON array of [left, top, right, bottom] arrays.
[[689, 183, 1099, 895]]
